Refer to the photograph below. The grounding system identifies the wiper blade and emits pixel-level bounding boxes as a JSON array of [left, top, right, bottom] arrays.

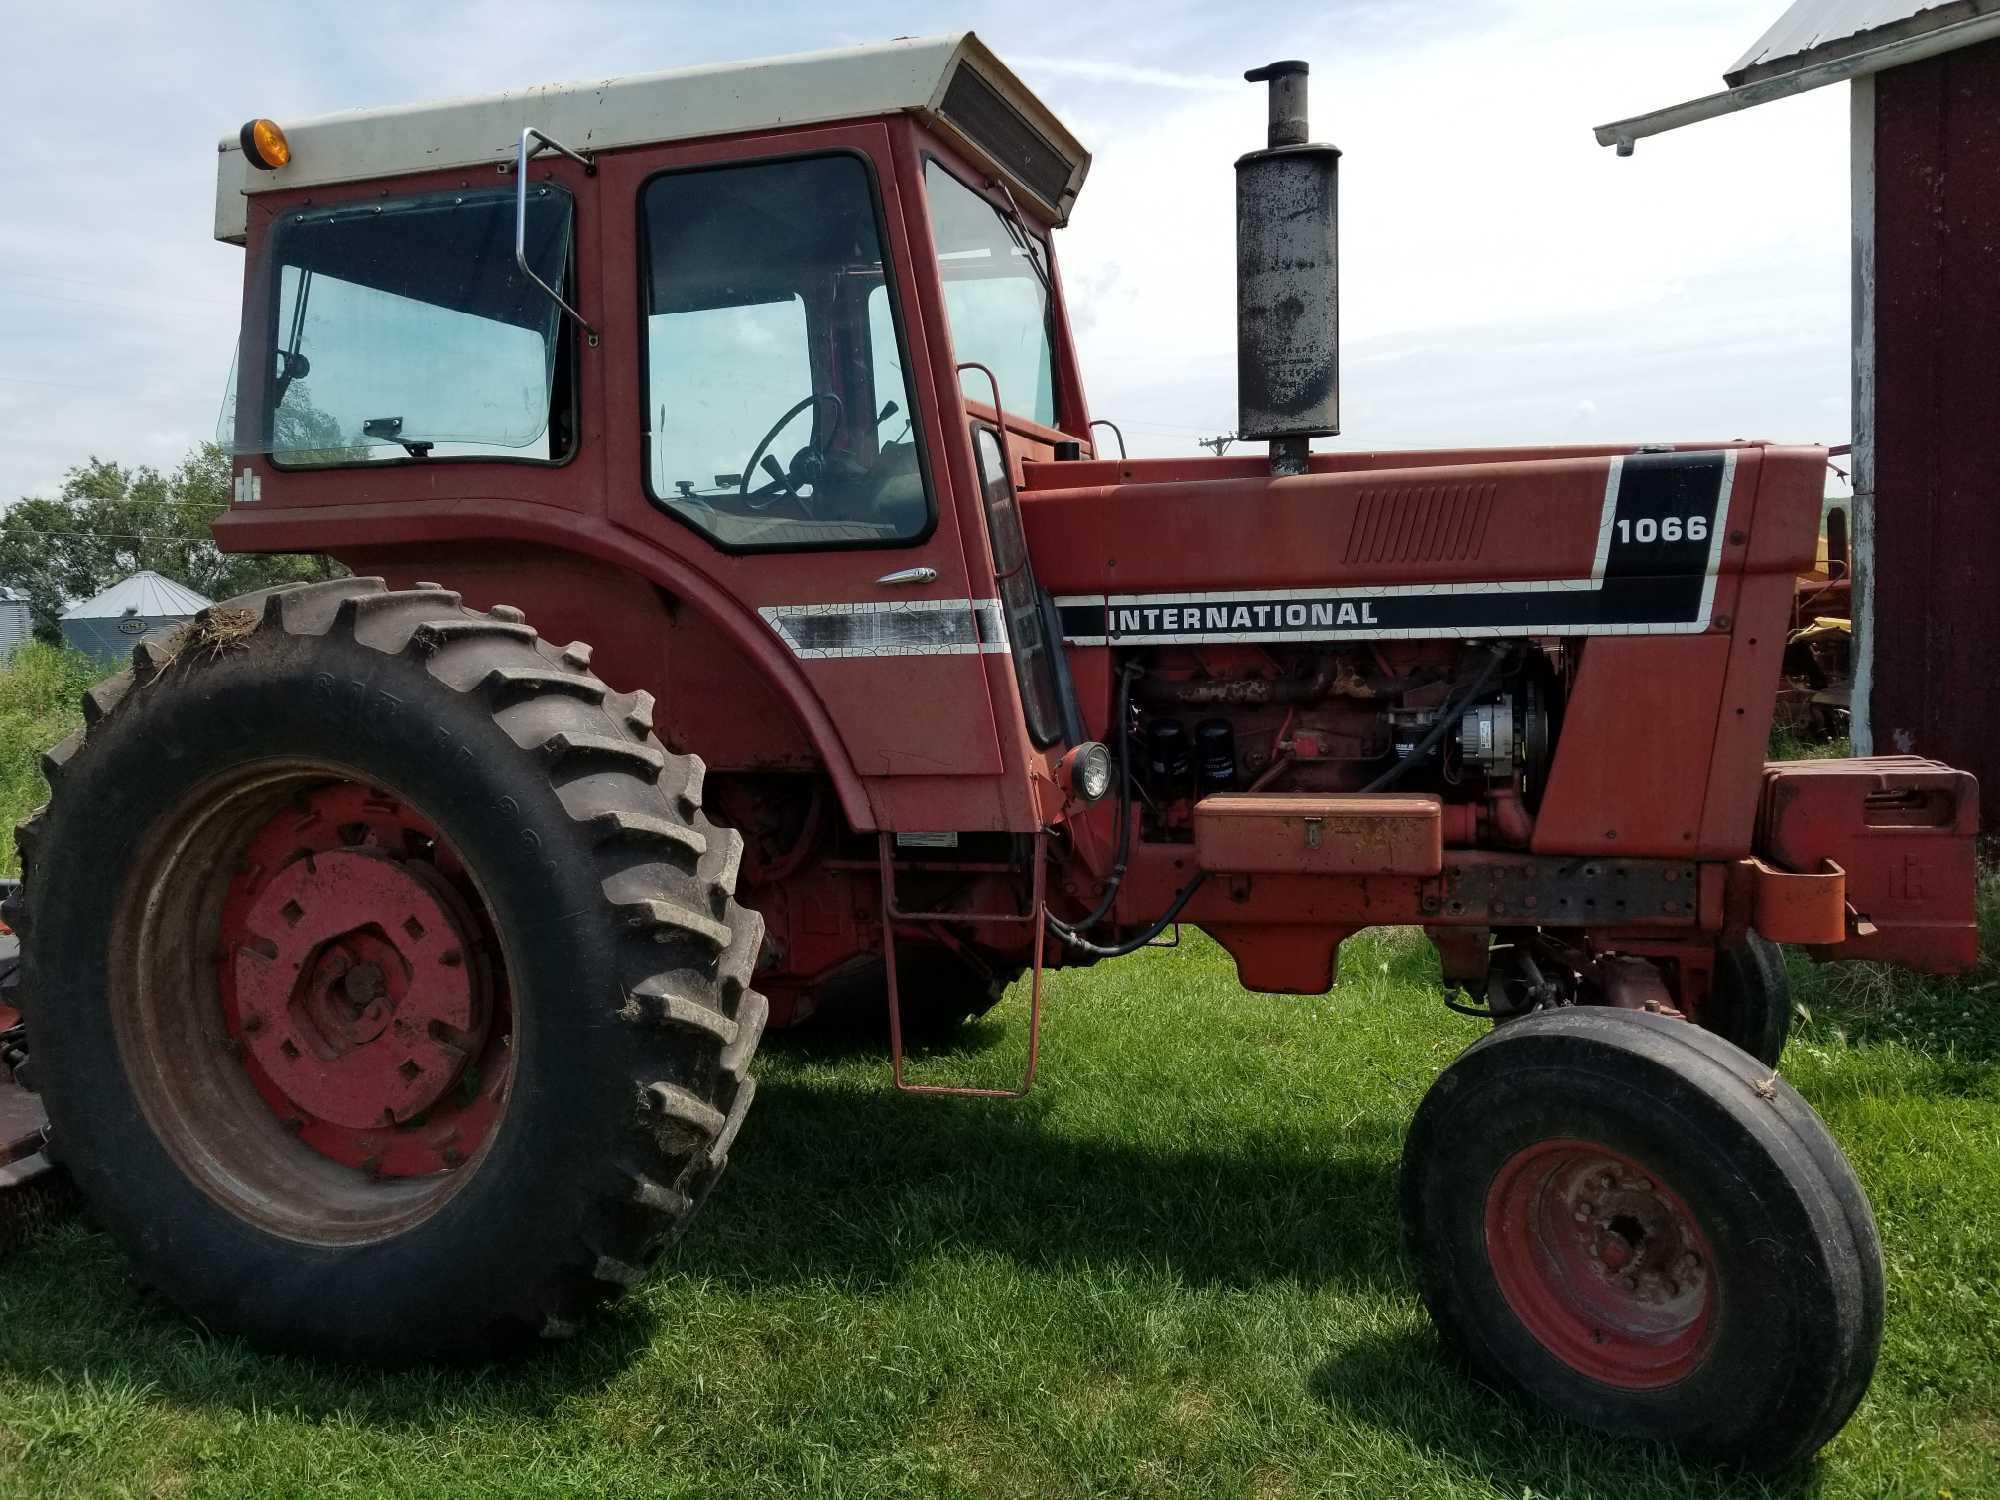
[[989, 180, 1053, 302], [362, 415, 433, 458]]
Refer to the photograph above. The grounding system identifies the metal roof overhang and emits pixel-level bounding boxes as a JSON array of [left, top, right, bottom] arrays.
[[1593, 5, 2000, 152]]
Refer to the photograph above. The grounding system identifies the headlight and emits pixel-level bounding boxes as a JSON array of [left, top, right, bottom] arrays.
[[1062, 742, 1113, 804]]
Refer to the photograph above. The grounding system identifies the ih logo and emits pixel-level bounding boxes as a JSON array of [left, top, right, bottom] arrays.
[[1890, 853, 1928, 904]]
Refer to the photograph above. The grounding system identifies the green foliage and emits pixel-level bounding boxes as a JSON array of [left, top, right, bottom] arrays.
[[1769, 722, 1853, 761], [0, 444, 339, 641], [0, 642, 107, 876]]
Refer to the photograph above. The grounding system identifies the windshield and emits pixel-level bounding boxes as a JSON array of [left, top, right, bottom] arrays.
[[924, 161, 1057, 428], [218, 185, 573, 463]]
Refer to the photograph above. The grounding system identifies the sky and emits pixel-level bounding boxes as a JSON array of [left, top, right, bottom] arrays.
[[0, 1, 1852, 504]]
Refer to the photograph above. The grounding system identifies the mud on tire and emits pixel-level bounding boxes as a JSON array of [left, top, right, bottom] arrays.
[[6, 579, 766, 1361]]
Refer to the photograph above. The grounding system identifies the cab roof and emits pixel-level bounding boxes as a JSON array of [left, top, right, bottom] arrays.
[[214, 33, 1089, 244]]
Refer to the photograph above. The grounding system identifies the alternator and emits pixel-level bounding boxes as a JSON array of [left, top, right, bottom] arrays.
[[1458, 699, 1516, 778]]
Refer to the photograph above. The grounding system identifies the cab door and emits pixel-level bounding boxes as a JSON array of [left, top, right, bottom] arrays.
[[597, 124, 1017, 821]]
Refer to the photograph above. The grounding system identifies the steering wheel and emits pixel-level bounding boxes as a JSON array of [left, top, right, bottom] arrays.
[[741, 394, 845, 512]]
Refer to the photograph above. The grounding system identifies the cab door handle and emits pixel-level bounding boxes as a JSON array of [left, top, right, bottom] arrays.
[[876, 567, 938, 586]]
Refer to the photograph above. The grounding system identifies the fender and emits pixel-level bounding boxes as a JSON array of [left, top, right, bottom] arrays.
[[214, 497, 879, 831]]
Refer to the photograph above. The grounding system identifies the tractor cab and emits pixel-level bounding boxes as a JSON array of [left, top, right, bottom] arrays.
[[213, 34, 1098, 835]]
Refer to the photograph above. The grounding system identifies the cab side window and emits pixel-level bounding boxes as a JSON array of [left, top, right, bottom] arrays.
[[641, 154, 931, 549], [925, 162, 1057, 427]]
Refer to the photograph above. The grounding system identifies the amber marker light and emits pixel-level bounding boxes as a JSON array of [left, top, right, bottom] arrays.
[[239, 118, 291, 171]]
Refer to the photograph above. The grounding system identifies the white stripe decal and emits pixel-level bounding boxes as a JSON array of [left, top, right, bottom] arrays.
[[1587, 454, 1626, 580], [760, 597, 1010, 660]]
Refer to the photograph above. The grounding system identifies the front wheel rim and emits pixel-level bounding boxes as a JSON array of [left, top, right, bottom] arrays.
[[1483, 1138, 1717, 1388]]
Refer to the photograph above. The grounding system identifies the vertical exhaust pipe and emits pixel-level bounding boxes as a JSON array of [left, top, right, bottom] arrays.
[[1236, 60, 1341, 476]]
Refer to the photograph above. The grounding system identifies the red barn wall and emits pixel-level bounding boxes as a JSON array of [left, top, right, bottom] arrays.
[[1870, 37, 2000, 829]]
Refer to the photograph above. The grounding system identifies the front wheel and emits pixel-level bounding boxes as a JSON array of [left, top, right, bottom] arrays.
[[1401, 1009, 1881, 1471]]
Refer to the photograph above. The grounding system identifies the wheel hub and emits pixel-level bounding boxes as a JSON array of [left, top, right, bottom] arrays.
[[232, 850, 484, 1130], [217, 783, 511, 1178], [1485, 1139, 1716, 1388]]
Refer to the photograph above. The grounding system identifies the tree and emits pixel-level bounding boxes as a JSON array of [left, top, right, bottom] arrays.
[[0, 444, 340, 641]]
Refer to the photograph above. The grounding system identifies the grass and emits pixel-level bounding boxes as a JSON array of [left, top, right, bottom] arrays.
[[1, 907, 1996, 1498], [1767, 725, 1852, 764], [0, 642, 100, 878], [0, 649, 1992, 1497]]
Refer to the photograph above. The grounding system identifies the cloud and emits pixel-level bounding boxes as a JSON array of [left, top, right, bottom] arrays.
[[1027, 2, 1851, 458], [1010, 56, 1239, 92], [2, 1, 1852, 505]]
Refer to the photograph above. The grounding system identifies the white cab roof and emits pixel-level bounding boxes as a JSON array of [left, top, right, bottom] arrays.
[[215, 33, 1089, 243]]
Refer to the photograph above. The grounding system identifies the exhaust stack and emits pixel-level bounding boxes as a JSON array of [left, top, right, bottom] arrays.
[[1236, 60, 1341, 476]]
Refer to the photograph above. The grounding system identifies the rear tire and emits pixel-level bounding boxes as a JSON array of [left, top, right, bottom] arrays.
[[810, 943, 1017, 1040], [1401, 1008, 1881, 1472], [6, 579, 766, 1361], [1702, 933, 1792, 1067]]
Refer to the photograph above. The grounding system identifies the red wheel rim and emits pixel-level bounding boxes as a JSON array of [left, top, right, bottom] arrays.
[[217, 783, 512, 1179], [1483, 1139, 1716, 1388]]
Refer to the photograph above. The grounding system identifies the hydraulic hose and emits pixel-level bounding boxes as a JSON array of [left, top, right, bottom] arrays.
[[1062, 662, 1143, 932], [1046, 660, 1211, 957], [1048, 871, 1209, 958]]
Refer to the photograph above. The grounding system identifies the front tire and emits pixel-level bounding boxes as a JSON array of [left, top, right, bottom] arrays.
[[7, 580, 766, 1361], [1401, 1008, 1881, 1471]]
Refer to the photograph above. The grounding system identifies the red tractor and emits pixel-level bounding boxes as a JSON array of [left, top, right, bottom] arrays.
[[2, 34, 1980, 1471]]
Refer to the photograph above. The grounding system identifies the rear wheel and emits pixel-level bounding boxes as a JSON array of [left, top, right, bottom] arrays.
[[808, 943, 1018, 1040], [6, 579, 766, 1360], [1401, 1008, 1881, 1471], [1701, 933, 1793, 1067]]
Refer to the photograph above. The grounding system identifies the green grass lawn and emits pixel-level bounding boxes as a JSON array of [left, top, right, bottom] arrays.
[[2, 910, 1995, 1498]]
